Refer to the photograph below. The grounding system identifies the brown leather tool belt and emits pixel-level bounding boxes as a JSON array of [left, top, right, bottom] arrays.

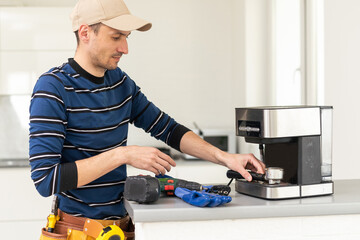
[[40, 209, 135, 240]]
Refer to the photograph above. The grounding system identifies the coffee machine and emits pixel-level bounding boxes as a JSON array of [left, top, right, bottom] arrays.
[[234, 106, 333, 199]]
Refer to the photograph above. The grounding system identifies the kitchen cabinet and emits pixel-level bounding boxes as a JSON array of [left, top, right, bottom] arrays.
[[125, 180, 360, 240], [0, 160, 227, 239], [0, 168, 51, 239]]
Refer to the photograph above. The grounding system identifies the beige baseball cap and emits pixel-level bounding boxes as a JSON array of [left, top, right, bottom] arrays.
[[70, 0, 152, 32]]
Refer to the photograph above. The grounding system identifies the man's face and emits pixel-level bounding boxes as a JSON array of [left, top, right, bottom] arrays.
[[87, 24, 130, 71]]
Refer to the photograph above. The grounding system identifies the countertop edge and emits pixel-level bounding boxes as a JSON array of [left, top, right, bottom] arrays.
[[125, 201, 360, 223], [125, 180, 360, 223]]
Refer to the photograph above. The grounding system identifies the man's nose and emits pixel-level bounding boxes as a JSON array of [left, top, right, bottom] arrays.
[[118, 38, 128, 55]]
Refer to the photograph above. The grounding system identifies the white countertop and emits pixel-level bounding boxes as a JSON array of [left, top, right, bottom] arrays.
[[125, 180, 360, 222]]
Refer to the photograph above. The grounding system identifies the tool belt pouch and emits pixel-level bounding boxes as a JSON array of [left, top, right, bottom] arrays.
[[40, 228, 67, 240], [40, 220, 83, 240], [123, 220, 135, 240]]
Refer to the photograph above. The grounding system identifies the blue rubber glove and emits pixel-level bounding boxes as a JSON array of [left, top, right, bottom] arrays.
[[175, 187, 210, 207], [175, 187, 232, 207], [204, 190, 232, 207]]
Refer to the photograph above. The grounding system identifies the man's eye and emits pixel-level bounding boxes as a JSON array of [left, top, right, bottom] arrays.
[[112, 37, 120, 40]]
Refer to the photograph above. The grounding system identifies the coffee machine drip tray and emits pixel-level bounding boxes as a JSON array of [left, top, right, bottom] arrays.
[[235, 180, 333, 200]]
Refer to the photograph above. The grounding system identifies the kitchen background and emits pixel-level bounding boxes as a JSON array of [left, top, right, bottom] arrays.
[[0, 0, 359, 239]]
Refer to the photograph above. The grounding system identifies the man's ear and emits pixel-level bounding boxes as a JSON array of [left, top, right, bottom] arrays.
[[78, 24, 91, 43]]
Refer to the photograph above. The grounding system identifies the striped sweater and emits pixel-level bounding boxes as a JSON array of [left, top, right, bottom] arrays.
[[29, 59, 189, 219]]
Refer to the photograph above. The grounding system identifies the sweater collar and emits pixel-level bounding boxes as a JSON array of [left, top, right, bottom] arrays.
[[68, 58, 105, 85]]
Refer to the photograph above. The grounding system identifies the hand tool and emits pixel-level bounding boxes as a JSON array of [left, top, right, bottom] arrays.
[[95, 225, 125, 240], [124, 175, 231, 204], [158, 175, 231, 196], [124, 175, 202, 203], [83, 218, 125, 240], [124, 175, 160, 203], [156, 175, 202, 196], [47, 195, 60, 233]]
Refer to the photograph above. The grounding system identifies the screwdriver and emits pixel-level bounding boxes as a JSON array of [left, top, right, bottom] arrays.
[[47, 195, 59, 233]]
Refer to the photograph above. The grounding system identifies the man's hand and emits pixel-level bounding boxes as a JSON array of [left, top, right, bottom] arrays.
[[76, 145, 176, 188], [179, 131, 265, 181], [217, 152, 265, 181], [120, 146, 176, 175]]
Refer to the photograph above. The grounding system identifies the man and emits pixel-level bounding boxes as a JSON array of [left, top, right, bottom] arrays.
[[29, 0, 265, 239]]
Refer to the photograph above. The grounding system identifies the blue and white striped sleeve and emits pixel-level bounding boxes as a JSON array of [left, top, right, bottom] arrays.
[[29, 73, 77, 197], [128, 76, 190, 152]]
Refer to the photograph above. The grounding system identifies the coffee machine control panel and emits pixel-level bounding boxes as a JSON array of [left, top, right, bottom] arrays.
[[235, 106, 321, 139], [237, 121, 262, 138]]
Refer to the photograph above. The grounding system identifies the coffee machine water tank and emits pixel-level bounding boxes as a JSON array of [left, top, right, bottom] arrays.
[[320, 106, 333, 181]]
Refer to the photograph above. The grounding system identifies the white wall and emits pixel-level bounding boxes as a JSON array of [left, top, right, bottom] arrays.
[[123, 0, 247, 147], [123, 0, 243, 129], [0, 1, 248, 149], [324, 0, 360, 180]]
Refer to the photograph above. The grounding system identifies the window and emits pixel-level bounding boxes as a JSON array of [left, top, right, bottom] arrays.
[[272, 0, 303, 105], [271, 0, 324, 105]]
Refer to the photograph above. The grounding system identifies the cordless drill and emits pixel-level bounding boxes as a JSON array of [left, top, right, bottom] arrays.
[[124, 175, 202, 203], [157, 176, 202, 196]]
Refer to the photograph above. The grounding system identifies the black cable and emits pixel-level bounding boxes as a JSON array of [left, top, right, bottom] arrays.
[[227, 178, 234, 186]]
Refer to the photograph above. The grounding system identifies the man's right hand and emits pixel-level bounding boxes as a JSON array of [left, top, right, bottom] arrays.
[[76, 145, 176, 188], [118, 145, 176, 175]]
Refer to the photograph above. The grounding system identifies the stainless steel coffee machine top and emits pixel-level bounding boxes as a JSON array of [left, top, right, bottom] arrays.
[[233, 106, 333, 199]]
